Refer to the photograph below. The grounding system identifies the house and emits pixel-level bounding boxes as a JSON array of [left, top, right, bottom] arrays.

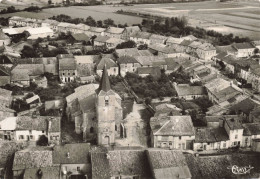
[[93, 35, 110, 48], [191, 65, 211, 79], [91, 150, 152, 179], [148, 44, 185, 58], [75, 55, 98, 79], [196, 43, 216, 61], [214, 52, 237, 74], [137, 67, 161, 79], [25, 27, 54, 40], [232, 42, 255, 58], [115, 48, 153, 58], [58, 54, 77, 83], [154, 103, 182, 117], [10, 68, 30, 86], [96, 57, 118, 76], [224, 117, 243, 147], [104, 26, 124, 39], [204, 115, 240, 128], [3, 27, 30, 36], [251, 40, 260, 50], [0, 31, 11, 47], [33, 76, 48, 88], [165, 37, 184, 47], [0, 116, 61, 145], [204, 78, 242, 104], [147, 150, 191, 179], [193, 127, 229, 151], [150, 115, 195, 150], [12, 147, 56, 179], [87, 27, 105, 37], [130, 31, 152, 45], [0, 105, 15, 121], [0, 65, 11, 86], [70, 33, 90, 44], [106, 37, 124, 49], [57, 22, 72, 33], [13, 64, 45, 80], [121, 26, 141, 40], [53, 143, 91, 179], [41, 19, 60, 32], [26, 95, 41, 108], [149, 34, 167, 45], [242, 123, 260, 148], [0, 88, 12, 107], [174, 84, 206, 100], [117, 55, 141, 77]]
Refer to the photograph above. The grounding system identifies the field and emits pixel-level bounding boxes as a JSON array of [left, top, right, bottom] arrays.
[[0, 1, 260, 39]]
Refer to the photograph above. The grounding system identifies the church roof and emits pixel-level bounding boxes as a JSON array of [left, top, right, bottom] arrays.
[[98, 64, 111, 93]]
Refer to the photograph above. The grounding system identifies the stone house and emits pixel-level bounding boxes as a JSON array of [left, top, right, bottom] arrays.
[[196, 43, 216, 61], [224, 117, 243, 147], [117, 55, 141, 77], [86, 27, 105, 37], [121, 26, 141, 40], [149, 34, 167, 45], [58, 54, 77, 83], [10, 68, 30, 86], [150, 115, 195, 150], [242, 123, 260, 148], [104, 26, 124, 39], [174, 84, 206, 100], [130, 31, 152, 45], [53, 143, 91, 179], [96, 58, 118, 76], [0, 31, 11, 47], [232, 42, 255, 58]]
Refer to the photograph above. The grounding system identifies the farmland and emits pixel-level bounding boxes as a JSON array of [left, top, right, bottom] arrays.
[[0, 1, 260, 39]]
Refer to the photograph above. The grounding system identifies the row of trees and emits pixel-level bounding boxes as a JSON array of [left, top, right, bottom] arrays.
[[50, 14, 129, 28], [0, 5, 42, 14]]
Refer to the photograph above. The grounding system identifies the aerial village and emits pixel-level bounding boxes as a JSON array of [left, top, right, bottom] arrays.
[[0, 15, 260, 179]]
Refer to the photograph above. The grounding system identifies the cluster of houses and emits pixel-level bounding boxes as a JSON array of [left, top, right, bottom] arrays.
[[1, 15, 260, 178]]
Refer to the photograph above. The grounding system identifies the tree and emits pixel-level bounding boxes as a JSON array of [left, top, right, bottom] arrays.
[[36, 135, 48, 146], [254, 48, 259, 54], [48, 0, 52, 4], [97, 20, 103, 27], [145, 97, 152, 105], [85, 16, 96, 26], [104, 18, 115, 27], [116, 40, 136, 49], [21, 45, 39, 58]]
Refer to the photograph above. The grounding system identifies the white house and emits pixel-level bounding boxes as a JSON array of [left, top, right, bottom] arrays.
[[232, 42, 255, 58], [242, 123, 260, 148], [224, 118, 243, 147]]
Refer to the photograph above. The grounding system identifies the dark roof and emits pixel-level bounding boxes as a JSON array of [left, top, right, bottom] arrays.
[[225, 118, 243, 130], [91, 150, 152, 179], [98, 64, 111, 93], [180, 40, 192, 46], [195, 127, 229, 143], [230, 98, 259, 115], [137, 67, 161, 77], [233, 42, 255, 50], [0, 65, 11, 76], [53, 143, 91, 164], [23, 166, 60, 179], [71, 33, 90, 42], [0, 141, 21, 168], [59, 57, 76, 70], [147, 150, 191, 179], [243, 123, 260, 136], [117, 55, 139, 64]]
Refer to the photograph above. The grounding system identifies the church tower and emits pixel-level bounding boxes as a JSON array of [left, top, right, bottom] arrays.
[[96, 65, 117, 146]]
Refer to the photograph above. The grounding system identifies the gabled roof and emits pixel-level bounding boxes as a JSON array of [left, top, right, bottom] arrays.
[[23, 166, 60, 179], [131, 31, 152, 39], [53, 143, 91, 164], [225, 117, 243, 130], [166, 37, 184, 45], [75, 55, 100, 64], [96, 57, 117, 70], [147, 150, 191, 179], [175, 84, 206, 97], [91, 150, 152, 179], [71, 33, 90, 42], [151, 115, 195, 136], [243, 123, 260, 136], [137, 67, 161, 77], [105, 26, 124, 34], [58, 56, 76, 70], [90, 27, 106, 33], [11, 68, 29, 82], [233, 42, 255, 50], [115, 48, 139, 57], [117, 55, 139, 64], [149, 34, 167, 41], [94, 35, 110, 43], [124, 26, 141, 33], [25, 27, 53, 35]]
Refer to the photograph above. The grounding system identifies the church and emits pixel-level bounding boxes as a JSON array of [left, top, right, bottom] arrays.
[[66, 65, 124, 145]]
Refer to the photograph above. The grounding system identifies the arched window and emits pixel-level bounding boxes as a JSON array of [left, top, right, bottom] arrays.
[[90, 127, 94, 133]]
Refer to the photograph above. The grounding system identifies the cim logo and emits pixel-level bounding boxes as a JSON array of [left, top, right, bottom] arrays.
[[227, 165, 254, 175]]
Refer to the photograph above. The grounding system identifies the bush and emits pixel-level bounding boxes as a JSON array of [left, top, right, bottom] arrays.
[[36, 135, 48, 146]]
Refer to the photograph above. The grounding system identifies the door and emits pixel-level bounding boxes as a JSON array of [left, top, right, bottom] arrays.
[[186, 140, 193, 150], [104, 136, 110, 145]]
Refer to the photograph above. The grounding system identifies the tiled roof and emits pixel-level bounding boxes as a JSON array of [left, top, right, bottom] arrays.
[[124, 26, 140, 32], [0, 31, 10, 40], [151, 115, 195, 136], [175, 84, 206, 97], [195, 127, 228, 143], [91, 150, 152, 179], [180, 40, 192, 46], [117, 55, 139, 64], [197, 43, 216, 51], [71, 33, 90, 42], [166, 37, 184, 44], [214, 86, 242, 103], [53, 143, 91, 164], [105, 27, 124, 34], [225, 117, 243, 130], [59, 57, 76, 70], [66, 84, 98, 103], [233, 42, 255, 50], [137, 67, 161, 76], [131, 31, 152, 39], [0, 65, 11, 76], [96, 57, 117, 70], [204, 78, 230, 94], [13, 148, 53, 170], [89, 27, 106, 33], [243, 123, 260, 136], [23, 166, 60, 179], [94, 35, 110, 43], [135, 56, 165, 66], [149, 34, 167, 41], [106, 37, 124, 44], [115, 48, 139, 57], [11, 68, 29, 82], [0, 141, 21, 168], [75, 55, 100, 64], [14, 64, 45, 76], [147, 150, 191, 179]]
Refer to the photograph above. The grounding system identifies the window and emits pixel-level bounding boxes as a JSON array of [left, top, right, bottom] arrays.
[[73, 73, 75, 75], [223, 142, 226, 148], [29, 130, 32, 134], [90, 127, 94, 133], [169, 142, 172, 145], [179, 136, 182, 140], [19, 135, 24, 140], [77, 166, 80, 171], [233, 141, 237, 146], [115, 125, 117, 131], [235, 134, 238, 139], [42, 130, 44, 133], [30, 135, 33, 140], [68, 73, 70, 76], [105, 100, 109, 106], [63, 73, 65, 75]]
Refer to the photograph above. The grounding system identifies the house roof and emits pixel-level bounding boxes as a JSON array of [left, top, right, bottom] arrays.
[[243, 123, 260, 136], [58, 56, 76, 70], [204, 78, 230, 94], [175, 84, 206, 97], [197, 43, 216, 51], [233, 42, 255, 50], [0, 31, 10, 40], [124, 26, 140, 33], [181, 35, 197, 41], [115, 48, 139, 57], [135, 56, 165, 66], [137, 67, 161, 77], [13, 148, 53, 170], [195, 127, 229, 143], [53, 143, 91, 164], [151, 115, 195, 136], [106, 37, 124, 44], [26, 95, 40, 104], [225, 117, 243, 130], [14, 64, 45, 76], [94, 35, 110, 43], [105, 26, 124, 34], [131, 31, 152, 39], [147, 150, 191, 179], [229, 98, 259, 115], [96, 57, 117, 70], [71, 33, 90, 42], [23, 166, 60, 179], [25, 27, 53, 35], [91, 150, 152, 179], [0, 65, 11, 76], [180, 40, 192, 46], [0, 141, 21, 168], [149, 34, 167, 41], [90, 27, 106, 33], [11, 68, 29, 82], [117, 55, 139, 64], [3, 27, 30, 35], [166, 37, 184, 45], [75, 55, 100, 64]]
